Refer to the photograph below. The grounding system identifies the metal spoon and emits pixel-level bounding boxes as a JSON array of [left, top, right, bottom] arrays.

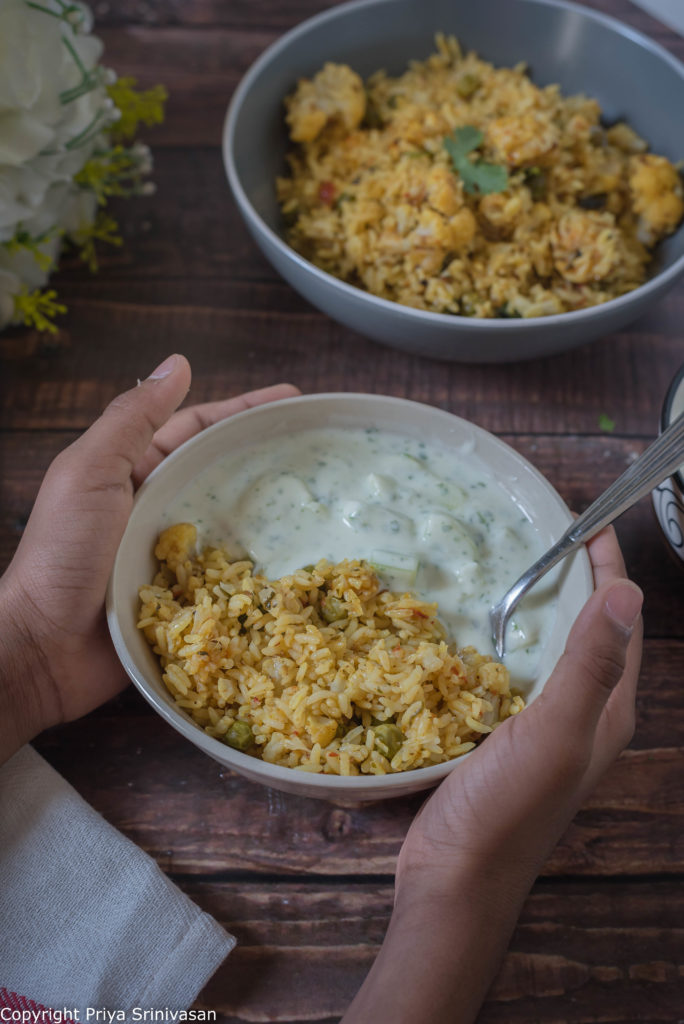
[[490, 412, 684, 659]]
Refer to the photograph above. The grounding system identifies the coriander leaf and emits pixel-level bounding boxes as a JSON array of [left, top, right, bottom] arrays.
[[443, 127, 508, 195], [598, 413, 616, 433], [444, 125, 483, 163], [459, 160, 509, 195]]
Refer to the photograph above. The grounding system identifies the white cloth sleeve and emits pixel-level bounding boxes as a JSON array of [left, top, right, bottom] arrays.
[[0, 745, 235, 1014]]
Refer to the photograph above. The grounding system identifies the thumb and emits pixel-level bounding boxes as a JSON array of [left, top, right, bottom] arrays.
[[67, 353, 192, 487], [6, 354, 191, 592], [541, 578, 643, 734]]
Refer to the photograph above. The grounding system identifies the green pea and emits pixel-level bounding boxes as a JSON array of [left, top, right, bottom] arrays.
[[456, 74, 480, 99], [321, 594, 345, 622], [494, 302, 522, 319], [460, 291, 479, 316], [224, 721, 254, 752], [372, 723, 404, 762], [524, 166, 548, 201]]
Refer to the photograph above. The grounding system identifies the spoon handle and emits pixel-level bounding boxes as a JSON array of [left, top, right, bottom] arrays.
[[564, 411, 684, 545], [494, 412, 684, 646]]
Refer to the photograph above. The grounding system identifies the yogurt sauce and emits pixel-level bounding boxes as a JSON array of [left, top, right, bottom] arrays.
[[164, 426, 558, 687]]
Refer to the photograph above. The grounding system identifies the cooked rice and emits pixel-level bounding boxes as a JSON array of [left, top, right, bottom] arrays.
[[137, 523, 524, 775], [277, 34, 683, 318]]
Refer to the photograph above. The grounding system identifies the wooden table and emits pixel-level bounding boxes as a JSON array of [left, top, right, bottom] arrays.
[[2, 0, 684, 1019]]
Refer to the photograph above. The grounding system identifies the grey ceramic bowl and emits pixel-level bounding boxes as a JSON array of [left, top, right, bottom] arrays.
[[223, 0, 684, 363], [652, 363, 684, 562], [107, 393, 592, 802]]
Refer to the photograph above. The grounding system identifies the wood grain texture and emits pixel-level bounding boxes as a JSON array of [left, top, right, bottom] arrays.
[[89, 0, 684, 45], [185, 880, 684, 1023], [2, 271, 683, 436], [32, 706, 684, 877], [86, 0, 684, 151]]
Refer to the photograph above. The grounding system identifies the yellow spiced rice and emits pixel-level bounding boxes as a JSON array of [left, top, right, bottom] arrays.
[[137, 524, 523, 775], [277, 34, 683, 318]]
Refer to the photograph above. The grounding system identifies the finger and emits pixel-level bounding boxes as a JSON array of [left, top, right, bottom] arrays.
[[540, 578, 643, 742], [581, 612, 643, 792], [585, 525, 628, 589], [5, 355, 192, 629], [132, 383, 301, 486], [63, 354, 192, 491]]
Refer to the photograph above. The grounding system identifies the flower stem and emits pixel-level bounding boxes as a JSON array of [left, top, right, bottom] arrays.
[[25, 2, 63, 19]]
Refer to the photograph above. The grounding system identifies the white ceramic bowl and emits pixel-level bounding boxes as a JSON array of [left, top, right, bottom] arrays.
[[653, 363, 684, 562], [107, 394, 593, 801]]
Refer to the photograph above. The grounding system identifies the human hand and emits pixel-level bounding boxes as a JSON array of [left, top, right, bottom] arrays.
[[0, 355, 299, 762], [397, 525, 643, 892], [344, 526, 642, 1024]]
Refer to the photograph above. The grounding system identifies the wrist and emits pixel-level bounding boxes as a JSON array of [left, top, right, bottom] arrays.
[[0, 573, 62, 762], [394, 849, 531, 929], [344, 857, 531, 1024]]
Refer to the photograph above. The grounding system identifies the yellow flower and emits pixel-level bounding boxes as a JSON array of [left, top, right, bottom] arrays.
[[74, 212, 123, 272], [107, 77, 167, 142], [13, 287, 66, 334]]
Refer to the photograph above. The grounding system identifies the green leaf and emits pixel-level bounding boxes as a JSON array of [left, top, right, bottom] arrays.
[[599, 413, 616, 433], [459, 160, 509, 195], [444, 126, 509, 196], [444, 125, 484, 160]]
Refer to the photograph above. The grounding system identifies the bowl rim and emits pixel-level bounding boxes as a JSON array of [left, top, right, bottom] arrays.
[[661, 360, 684, 491], [107, 391, 594, 794], [223, 0, 684, 336]]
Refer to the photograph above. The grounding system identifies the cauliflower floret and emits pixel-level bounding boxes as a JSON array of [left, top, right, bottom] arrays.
[[448, 207, 477, 250], [551, 210, 623, 284], [486, 112, 558, 167], [426, 164, 462, 217], [476, 661, 510, 694], [307, 714, 339, 748], [629, 154, 684, 244], [606, 122, 647, 154], [478, 189, 533, 238], [285, 63, 366, 143], [155, 523, 197, 571]]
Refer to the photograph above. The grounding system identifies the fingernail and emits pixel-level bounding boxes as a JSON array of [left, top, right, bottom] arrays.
[[605, 581, 643, 633], [147, 354, 177, 380]]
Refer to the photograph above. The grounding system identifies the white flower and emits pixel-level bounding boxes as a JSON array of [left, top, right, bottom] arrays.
[[0, 0, 162, 332], [0, 0, 112, 328]]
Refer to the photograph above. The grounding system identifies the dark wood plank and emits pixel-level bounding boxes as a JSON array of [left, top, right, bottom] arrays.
[[92, 0, 684, 55], [32, 700, 684, 877], [183, 879, 684, 1022], [2, 270, 683, 437], [92, 0, 340, 32], [96, 27, 272, 147], [89, 0, 684, 149]]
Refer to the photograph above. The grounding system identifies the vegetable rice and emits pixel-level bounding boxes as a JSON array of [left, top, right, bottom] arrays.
[[277, 34, 683, 318], [137, 523, 523, 775]]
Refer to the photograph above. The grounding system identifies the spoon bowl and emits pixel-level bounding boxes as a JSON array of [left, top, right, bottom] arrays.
[[490, 412, 684, 658]]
